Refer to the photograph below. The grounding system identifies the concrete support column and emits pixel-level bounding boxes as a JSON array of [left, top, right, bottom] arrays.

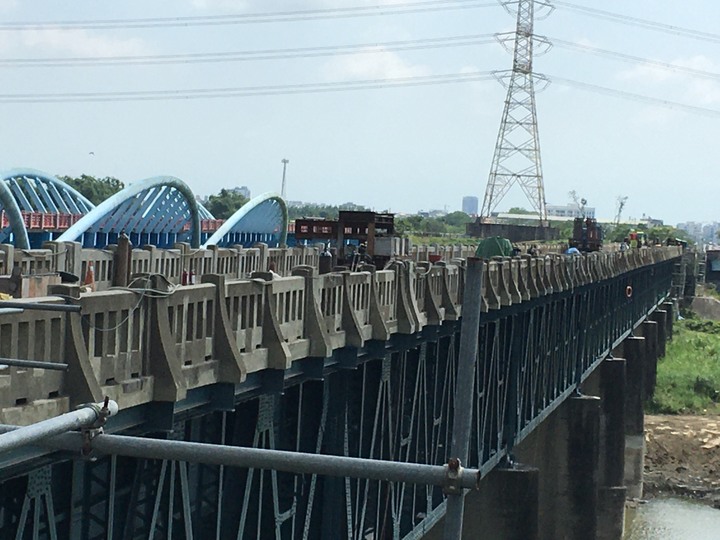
[[662, 301, 675, 340], [553, 395, 602, 540], [461, 465, 540, 540], [640, 321, 659, 399], [652, 310, 668, 358], [598, 358, 627, 540], [623, 336, 646, 499]]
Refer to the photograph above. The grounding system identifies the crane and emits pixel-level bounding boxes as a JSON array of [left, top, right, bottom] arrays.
[[615, 196, 628, 225]]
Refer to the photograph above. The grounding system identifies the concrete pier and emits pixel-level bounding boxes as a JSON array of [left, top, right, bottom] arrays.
[[623, 336, 646, 499], [462, 465, 540, 540]]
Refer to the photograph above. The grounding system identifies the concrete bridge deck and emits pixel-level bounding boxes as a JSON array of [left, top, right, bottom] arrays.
[[0, 243, 683, 539]]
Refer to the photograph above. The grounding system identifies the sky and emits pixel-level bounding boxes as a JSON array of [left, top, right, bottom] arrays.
[[0, 0, 719, 225]]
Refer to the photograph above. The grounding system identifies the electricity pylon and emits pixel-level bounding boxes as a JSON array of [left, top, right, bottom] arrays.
[[480, 0, 553, 223]]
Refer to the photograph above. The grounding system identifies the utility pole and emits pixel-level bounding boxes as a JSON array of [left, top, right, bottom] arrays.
[[480, 0, 553, 223], [280, 158, 289, 199]]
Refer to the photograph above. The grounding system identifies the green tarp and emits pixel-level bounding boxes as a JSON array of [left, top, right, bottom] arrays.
[[474, 236, 513, 258]]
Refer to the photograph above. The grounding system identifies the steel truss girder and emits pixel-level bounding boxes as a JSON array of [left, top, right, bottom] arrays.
[[0, 260, 676, 540]]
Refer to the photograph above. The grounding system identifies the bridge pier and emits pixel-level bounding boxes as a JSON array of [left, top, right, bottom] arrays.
[[513, 394, 601, 540], [621, 336, 647, 500], [460, 465, 539, 540], [597, 358, 627, 540], [640, 320, 659, 399]]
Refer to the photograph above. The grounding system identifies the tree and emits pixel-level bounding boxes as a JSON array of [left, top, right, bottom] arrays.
[[508, 207, 533, 215], [205, 189, 249, 219], [59, 174, 124, 205], [442, 211, 472, 228]]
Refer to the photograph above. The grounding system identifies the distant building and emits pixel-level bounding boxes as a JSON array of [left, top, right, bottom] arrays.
[[232, 186, 251, 199], [546, 204, 596, 219], [462, 196, 479, 216], [678, 221, 719, 243]]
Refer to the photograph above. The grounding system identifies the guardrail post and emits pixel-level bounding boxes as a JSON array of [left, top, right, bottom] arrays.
[[201, 274, 247, 383]]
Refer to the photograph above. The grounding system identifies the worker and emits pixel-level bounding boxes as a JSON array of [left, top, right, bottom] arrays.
[[268, 262, 281, 279], [565, 245, 581, 255]]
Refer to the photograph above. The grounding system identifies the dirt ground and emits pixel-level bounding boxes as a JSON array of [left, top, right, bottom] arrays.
[[644, 415, 720, 505]]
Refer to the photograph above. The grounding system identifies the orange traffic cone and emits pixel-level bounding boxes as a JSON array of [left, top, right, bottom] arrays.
[[84, 263, 95, 292]]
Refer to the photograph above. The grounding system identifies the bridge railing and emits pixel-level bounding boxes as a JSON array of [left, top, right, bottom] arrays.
[[0, 245, 682, 426], [0, 297, 67, 418]]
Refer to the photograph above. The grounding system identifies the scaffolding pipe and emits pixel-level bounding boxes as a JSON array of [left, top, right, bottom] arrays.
[[444, 257, 484, 539], [0, 301, 81, 313], [0, 358, 68, 371], [0, 427, 480, 489], [0, 400, 117, 455]]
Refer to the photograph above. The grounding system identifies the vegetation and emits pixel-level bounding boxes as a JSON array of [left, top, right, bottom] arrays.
[[649, 318, 720, 414], [287, 202, 368, 221], [205, 189, 249, 219], [59, 174, 124, 205], [395, 211, 472, 237]]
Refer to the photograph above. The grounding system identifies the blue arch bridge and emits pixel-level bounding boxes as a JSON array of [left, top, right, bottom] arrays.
[[0, 180, 690, 538], [0, 168, 288, 250]]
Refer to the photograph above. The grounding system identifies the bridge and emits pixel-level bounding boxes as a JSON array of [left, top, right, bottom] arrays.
[[0, 169, 287, 250], [0, 235, 685, 539]]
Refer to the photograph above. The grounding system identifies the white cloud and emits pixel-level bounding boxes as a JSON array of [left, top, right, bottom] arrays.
[[322, 48, 430, 80], [18, 29, 148, 57]]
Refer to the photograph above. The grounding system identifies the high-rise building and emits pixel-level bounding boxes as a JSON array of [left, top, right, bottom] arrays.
[[462, 196, 479, 216], [232, 186, 251, 199]]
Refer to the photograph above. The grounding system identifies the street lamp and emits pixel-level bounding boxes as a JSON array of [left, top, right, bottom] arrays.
[[281, 159, 289, 199]]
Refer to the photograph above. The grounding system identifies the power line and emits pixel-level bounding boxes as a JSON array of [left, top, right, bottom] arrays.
[[0, 1, 497, 31], [552, 38, 720, 82], [548, 74, 720, 118], [554, 1, 720, 44], [0, 34, 496, 68], [0, 71, 497, 103]]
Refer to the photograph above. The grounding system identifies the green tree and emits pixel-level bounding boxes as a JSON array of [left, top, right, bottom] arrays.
[[442, 211, 472, 228], [508, 207, 533, 214], [59, 174, 124, 205], [205, 189, 249, 219]]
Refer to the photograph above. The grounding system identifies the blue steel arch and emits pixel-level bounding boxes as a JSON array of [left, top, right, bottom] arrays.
[[58, 176, 201, 249], [0, 168, 95, 249], [203, 192, 288, 248]]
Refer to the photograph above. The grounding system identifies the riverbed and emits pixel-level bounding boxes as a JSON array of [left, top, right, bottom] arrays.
[[624, 498, 720, 539]]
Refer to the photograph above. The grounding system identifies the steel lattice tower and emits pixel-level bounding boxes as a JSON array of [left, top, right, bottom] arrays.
[[480, 0, 552, 222]]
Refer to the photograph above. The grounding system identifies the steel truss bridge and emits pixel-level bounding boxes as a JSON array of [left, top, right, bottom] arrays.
[[0, 169, 287, 250], [0, 241, 683, 539]]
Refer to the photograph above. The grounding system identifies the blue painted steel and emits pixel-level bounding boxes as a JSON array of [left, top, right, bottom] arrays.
[[58, 176, 202, 248], [0, 169, 94, 248], [0, 179, 29, 248], [202, 192, 287, 248], [197, 202, 213, 220]]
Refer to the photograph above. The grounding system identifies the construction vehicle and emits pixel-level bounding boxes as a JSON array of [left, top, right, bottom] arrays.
[[569, 217, 603, 252]]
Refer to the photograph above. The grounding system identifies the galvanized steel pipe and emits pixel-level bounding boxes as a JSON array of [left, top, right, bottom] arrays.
[[0, 427, 479, 489], [445, 257, 484, 539], [0, 301, 81, 313], [0, 400, 117, 454]]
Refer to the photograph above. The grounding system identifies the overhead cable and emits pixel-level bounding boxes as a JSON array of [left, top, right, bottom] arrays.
[[552, 38, 720, 82], [548, 74, 720, 118], [554, 1, 720, 44], [0, 34, 496, 68], [0, 71, 498, 103], [0, 1, 498, 31]]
